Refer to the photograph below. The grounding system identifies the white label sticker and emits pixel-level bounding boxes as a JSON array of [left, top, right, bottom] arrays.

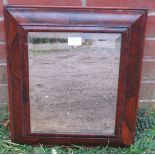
[[68, 37, 82, 46]]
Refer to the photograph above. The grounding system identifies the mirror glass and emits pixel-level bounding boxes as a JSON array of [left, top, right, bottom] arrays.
[[28, 32, 121, 135]]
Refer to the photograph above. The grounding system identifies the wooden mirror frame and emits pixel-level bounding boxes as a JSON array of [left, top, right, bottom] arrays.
[[4, 5, 148, 146]]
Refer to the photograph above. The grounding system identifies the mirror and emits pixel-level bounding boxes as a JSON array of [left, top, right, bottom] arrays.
[[28, 32, 121, 135]]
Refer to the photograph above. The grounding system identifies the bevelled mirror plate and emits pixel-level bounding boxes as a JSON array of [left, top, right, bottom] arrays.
[[28, 32, 121, 135]]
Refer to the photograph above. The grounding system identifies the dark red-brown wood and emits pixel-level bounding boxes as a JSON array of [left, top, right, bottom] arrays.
[[4, 5, 148, 146]]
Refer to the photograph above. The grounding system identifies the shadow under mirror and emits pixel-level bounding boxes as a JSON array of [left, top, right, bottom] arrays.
[[28, 32, 122, 135]]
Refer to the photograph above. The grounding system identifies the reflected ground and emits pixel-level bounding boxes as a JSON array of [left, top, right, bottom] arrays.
[[28, 32, 121, 135]]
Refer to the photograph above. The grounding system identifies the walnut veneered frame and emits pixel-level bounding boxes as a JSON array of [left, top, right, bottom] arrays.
[[4, 5, 148, 146]]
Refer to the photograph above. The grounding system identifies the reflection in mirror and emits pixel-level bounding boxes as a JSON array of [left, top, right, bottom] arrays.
[[28, 32, 121, 135]]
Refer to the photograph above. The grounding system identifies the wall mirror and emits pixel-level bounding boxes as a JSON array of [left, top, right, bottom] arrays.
[[4, 6, 147, 146]]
